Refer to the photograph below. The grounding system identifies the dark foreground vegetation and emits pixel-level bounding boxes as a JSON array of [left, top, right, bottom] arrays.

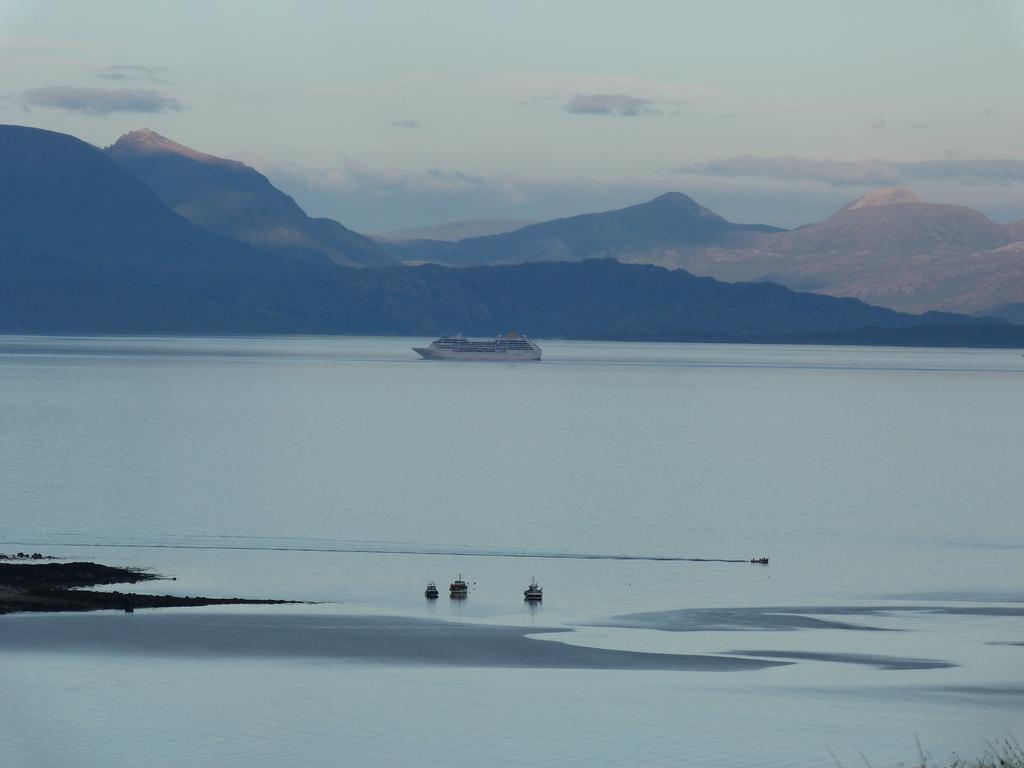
[[906, 739, 1023, 768], [0, 558, 293, 614]]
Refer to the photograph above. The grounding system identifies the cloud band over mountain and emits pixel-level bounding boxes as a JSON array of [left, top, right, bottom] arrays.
[[249, 156, 673, 232], [679, 155, 1024, 187], [22, 86, 182, 116]]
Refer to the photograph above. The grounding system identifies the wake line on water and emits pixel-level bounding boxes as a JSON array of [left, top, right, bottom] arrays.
[[1, 540, 748, 564]]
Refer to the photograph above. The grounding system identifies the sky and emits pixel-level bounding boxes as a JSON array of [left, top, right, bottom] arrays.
[[3, 0, 1024, 232]]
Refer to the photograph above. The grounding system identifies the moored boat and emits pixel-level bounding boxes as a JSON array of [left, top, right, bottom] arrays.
[[523, 578, 543, 601], [449, 574, 469, 598], [424, 582, 439, 599]]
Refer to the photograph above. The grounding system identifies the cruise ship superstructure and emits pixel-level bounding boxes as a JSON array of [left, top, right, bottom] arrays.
[[413, 333, 542, 361]]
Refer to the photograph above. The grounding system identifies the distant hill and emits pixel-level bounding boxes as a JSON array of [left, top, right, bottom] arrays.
[[836, 187, 926, 212], [985, 301, 1024, 324], [781, 189, 1008, 254], [106, 129, 394, 268], [684, 188, 1024, 317], [0, 123, 338, 331], [382, 192, 783, 266], [360, 259, 997, 342], [376, 219, 536, 242], [0, 124, 1016, 345], [387, 186, 1024, 318], [0, 125, 282, 271]]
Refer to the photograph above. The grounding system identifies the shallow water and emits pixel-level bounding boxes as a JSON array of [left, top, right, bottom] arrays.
[[1, 335, 1022, 766]]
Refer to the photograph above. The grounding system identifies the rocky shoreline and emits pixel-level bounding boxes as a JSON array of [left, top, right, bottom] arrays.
[[0, 558, 294, 614]]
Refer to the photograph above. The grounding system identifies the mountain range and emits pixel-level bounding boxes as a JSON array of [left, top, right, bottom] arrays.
[[381, 188, 1024, 320], [0, 123, 1020, 344], [378, 192, 782, 267], [95, 127, 1024, 322]]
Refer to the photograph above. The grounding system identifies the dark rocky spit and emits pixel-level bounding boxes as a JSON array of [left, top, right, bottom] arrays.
[[0, 558, 293, 614]]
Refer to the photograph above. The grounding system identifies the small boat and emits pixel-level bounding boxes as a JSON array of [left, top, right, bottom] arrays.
[[523, 578, 543, 601], [449, 574, 469, 598], [750, 557, 769, 565], [424, 582, 439, 599]]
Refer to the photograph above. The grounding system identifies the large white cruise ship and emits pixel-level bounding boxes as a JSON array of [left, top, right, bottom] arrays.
[[413, 333, 542, 361]]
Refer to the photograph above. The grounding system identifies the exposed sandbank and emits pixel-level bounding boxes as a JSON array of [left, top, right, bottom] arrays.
[[0, 612, 789, 671]]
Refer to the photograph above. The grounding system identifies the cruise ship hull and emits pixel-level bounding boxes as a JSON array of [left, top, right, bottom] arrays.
[[413, 334, 542, 361], [413, 347, 541, 361]]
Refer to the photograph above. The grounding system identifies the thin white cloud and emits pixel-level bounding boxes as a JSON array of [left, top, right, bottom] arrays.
[[22, 86, 182, 116], [98, 65, 169, 84], [527, 75, 712, 102], [678, 155, 1024, 187], [565, 93, 658, 117], [516, 76, 708, 117], [261, 159, 495, 196], [241, 154, 672, 232], [234, 153, 1024, 232]]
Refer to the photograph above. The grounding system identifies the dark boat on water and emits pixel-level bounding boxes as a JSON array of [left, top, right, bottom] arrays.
[[750, 557, 769, 565], [449, 574, 469, 598], [523, 578, 543, 601], [424, 582, 439, 599]]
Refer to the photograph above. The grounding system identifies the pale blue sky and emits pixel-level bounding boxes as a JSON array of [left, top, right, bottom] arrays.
[[3, 0, 1023, 230]]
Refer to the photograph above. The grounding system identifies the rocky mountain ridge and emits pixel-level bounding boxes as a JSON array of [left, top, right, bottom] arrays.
[[106, 129, 393, 268]]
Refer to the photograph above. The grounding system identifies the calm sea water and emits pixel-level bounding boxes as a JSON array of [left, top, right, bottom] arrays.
[[1, 335, 1022, 767]]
